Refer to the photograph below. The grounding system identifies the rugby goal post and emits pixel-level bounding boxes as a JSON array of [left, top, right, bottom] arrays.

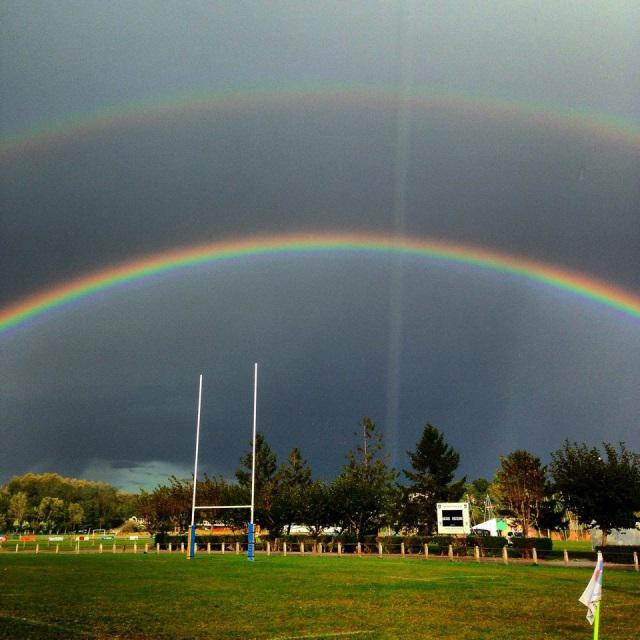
[[188, 364, 258, 561]]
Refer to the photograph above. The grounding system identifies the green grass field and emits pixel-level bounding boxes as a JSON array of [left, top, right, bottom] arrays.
[[0, 534, 153, 554], [1, 554, 637, 639]]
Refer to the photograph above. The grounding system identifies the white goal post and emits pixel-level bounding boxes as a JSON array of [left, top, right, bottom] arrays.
[[188, 364, 258, 561]]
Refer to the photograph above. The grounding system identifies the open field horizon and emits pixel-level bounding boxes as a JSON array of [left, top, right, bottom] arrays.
[[1, 554, 637, 639]]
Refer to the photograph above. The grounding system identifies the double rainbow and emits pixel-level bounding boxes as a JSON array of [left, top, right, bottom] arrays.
[[1, 232, 639, 336]]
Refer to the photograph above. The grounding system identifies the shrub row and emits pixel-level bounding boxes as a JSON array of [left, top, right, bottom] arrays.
[[596, 545, 640, 564], [271, 534, 552, 558], [153, 533, 247, 545]]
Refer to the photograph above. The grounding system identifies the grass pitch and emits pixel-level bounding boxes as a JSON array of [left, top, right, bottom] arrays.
[[0, 554, 637, 639]]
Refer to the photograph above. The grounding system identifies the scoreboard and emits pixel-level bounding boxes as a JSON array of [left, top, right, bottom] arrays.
[[436, 502, 471, 534]]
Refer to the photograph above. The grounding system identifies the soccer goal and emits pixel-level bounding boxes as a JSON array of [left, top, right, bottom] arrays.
[[188, 364, 258, 561]]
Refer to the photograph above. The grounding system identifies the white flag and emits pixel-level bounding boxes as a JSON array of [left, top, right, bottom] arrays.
[[579, 551, 603, 625]]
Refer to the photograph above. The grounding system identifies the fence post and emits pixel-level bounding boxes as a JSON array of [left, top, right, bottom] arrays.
[[99, 543, 103, 554], [145, 543, 149, 554], [378, 542, 383, 558], [532, 547, 538, 566], [168, 542, 172, 553], [235, 542, 240, 555], [56, 544, 59, 554], [502, 545, 509, 565], [76, 541, 80, 554], [133, 542, 137, 554], [300, 541, 305, 555], [267, 541, 271, 556], [448, 544, 454, 561], [474, 545, 480, 562], [35, 544, 39, 554], [283, 542, 287, 557], [357, 542, 361, 556], [15, 543, 19, 553], [207, 542, 211, 554], [318, 542, 323, 555], [401, 542, 405, 557], [180, 542, 185, 554], [563, 549, 569, 566], [424, 543, 429, 559], [338, 541, 342, 557], [156, 543, 160, 554], [633, 552, 638, 571]]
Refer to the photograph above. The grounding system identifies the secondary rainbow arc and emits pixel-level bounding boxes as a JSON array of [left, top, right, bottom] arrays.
[[1, 232, 640, 336], [2, 84, 639, 159]]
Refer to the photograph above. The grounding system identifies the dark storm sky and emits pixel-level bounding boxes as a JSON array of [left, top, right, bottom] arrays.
[[1, 1, 639, 490]]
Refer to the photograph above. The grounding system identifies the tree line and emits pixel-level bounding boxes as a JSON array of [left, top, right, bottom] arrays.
[[0, 473, 136, 533], [2, 421, 638, 544], [138, 419, 640, 545]]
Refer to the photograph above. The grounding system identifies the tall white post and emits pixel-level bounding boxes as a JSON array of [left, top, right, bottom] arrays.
[[189, 374, 203, 560], [248, 363, 258, 561]]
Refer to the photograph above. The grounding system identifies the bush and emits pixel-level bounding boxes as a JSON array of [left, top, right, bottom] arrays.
[[596, 545, 640, 564], [153, 532, 246, 546], [465, 535, 507, 557], [509, 537, 552, 558], [119, 520, 147, 534]]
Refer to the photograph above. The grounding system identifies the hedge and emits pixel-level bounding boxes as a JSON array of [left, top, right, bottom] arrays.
[[596, 545, 640, 564], [153, 533, 247, 545]]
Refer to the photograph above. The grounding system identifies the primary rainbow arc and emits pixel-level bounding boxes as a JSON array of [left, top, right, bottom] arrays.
[[1, 232, 639, 335]]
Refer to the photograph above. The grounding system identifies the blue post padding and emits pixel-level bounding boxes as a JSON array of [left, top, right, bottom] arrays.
[[189, 524, 196, 559], [247, 522, 254, 561]]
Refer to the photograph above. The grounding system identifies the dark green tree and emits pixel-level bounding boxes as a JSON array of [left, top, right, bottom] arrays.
[[332, 417, 397, 539], [463, 478, 491, 526], [550, 441, 640, 546], [536, 488, 568, 536], [401, 424, 465, 534], [273, 448, 312, 535], [301, 480, 335, 538], [236, 432, 279, 532]]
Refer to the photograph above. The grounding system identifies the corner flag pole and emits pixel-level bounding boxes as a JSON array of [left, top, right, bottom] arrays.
[[248, 363, 258, 561], [188, 374, 203, 560]]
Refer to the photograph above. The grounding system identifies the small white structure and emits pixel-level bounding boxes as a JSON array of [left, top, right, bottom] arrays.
[[436, 502, 471, 534], [471, 518, 509, 536]]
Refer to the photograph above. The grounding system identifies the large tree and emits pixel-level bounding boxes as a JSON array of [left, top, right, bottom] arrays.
[[550, 441, 640, 546], [235, 432, 279, 532], [332, 417, 397, 539], [273, 448, 313, 535], [301, 480, 335, 538], [37, 497, 66, 533], [536, 489, 568, 537], [463, 478, 491, 526], [401, 424, 465, 534], [9, 491, 29, 530], [137, 476, 192, 533], [67, 502, 85, 531], [492, 450, 546, 535]]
